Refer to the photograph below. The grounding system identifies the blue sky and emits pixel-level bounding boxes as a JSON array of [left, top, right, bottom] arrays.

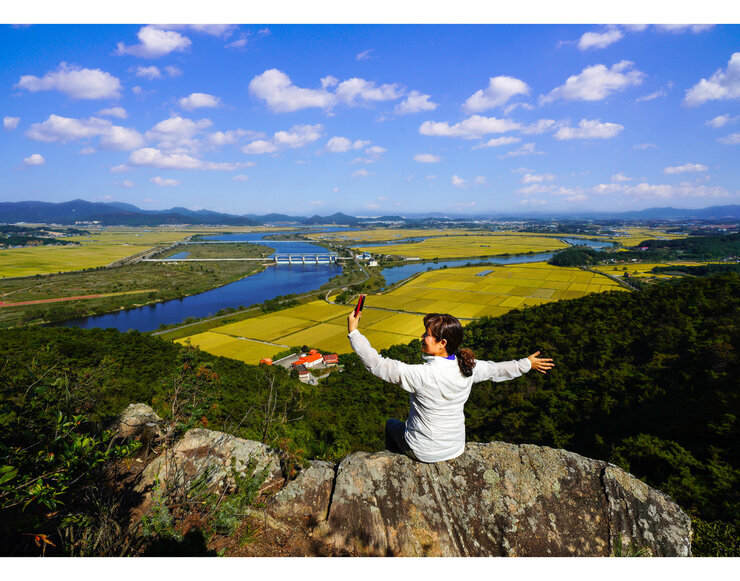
[[2, 11, 739, 216]]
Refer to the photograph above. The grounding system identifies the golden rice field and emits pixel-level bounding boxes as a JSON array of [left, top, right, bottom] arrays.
[[175, 300, 422, 364], [607, 228, 689, 247], [366, 262, 626, 320], [176, 262, 626, 363], [356, 235, 570, 259]]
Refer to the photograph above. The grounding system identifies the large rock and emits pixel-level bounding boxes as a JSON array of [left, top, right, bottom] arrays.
[[109, 403, 164, 443], [320, 443, 691, 557], [135, 428, 284, 496]]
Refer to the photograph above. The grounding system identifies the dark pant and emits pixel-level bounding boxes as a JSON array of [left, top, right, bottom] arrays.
[[385, 419, 419, 461]]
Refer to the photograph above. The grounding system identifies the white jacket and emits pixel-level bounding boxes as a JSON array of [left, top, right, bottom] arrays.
[[348, 329, 532, 463]]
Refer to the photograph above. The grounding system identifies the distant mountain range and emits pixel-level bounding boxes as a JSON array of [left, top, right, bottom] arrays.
[[1, 199, 739, 226]]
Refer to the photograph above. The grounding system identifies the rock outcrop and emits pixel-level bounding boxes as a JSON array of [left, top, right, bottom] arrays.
[[122, 407, 691, 557], [135, 428, 284, 496], [313, 443, 691, 557]]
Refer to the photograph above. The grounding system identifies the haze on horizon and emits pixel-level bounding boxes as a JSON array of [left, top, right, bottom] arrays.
[[2, 22, 739, 217]]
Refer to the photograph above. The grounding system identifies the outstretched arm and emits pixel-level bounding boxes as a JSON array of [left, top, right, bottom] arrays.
[[347, 310, 423, 392], [527, 351, 554, 374]]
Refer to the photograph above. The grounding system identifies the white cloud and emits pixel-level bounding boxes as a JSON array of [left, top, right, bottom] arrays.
[[98, 125, 146, 151], [249, 68, 409, 112], [110, 164, 128, 173], [451, 174, 485, 189], [97, 107, 127, 119], [273, 124, 323, 148], [462, 76, 530, 113], [541, 61, 645, 103], [472, 136, 521, 149], [334, 78, 403, 105], [135, 66, 162, 79], [242, 140, 278, 154], [27, 114, 108, 142], [414, 153, 442, 163], [165, 66, 182, 77], [365, 145, 386, 156], [685, 53, 740, 106], [356, 49, 374, 61], [79, 147, 95, 155], [26, 114, 145, 150], [151, 176, 180, 187], [310, 200, 327, 206], [325, 136, 370, 153], [23, 153, 45, 166], [611, 172, 632, 182], [634, 142, 658, 150], [3, 116, 20, 130], [206, 129, 260, 147], [249, 69, 335, 112], [719, 132, 740, 145], [654, 24, 715, 34], [120, 180, 135, 188], [352, 169, 371, 178], [518, 198, 547, 207], [16, 62, 122, 99], [145, 116, 212, 151], [520, 119, 558, 135], [394, 91, 438, 115], [131, 148, 201, 170], [130, 147, 247, 171], [163, 24, 238, 38], [420, 115, 521, 139], [592, 181, 729, 199], [226, 37, 248, 49], [554, 119, 624, 140], [178, 93, 222, 111], [636, 89, 667, 103], [578, 27, 624, 50], [242, 124, 323, 155], [663, 163, 708, 174], [706, 114, 740, 128], [521, 173, 555, 183], [232, 174, 249, 182], [116, 25, 191, 58], [516, 184, 553, 196]]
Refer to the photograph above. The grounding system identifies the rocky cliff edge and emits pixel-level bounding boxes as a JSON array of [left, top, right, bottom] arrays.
[[116, 403, 692, 557]]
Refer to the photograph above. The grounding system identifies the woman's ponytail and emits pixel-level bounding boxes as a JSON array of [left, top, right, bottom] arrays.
[[456, 348, 476, 377]]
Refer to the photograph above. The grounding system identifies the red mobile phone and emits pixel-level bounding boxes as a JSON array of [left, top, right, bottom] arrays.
[[354, 294, 365, 316]]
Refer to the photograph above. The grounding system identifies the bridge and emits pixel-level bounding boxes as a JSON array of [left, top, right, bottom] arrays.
[[273, 253, 338, 265]]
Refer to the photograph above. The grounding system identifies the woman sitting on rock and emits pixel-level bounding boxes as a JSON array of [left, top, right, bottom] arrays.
[[347, 310, 553, 463]]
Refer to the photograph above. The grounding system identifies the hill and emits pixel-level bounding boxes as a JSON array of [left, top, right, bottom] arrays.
[[0, 274, 737, 555]]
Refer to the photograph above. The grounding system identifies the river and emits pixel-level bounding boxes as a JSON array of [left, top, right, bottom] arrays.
[[59, 233, 612, 332]]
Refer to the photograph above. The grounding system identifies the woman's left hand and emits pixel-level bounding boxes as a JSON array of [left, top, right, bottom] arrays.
[[528, 351, 554, 374]]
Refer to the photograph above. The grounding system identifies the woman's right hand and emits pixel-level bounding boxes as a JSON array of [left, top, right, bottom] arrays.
[[528, 351, 554, 374], [348, 310, 361, 333]]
